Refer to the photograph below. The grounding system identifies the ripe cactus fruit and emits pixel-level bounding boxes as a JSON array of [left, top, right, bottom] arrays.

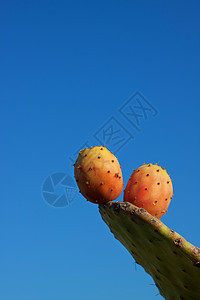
[[124, 163, 173, 218], [99, 201, 200, 300], [74, 146, 123, 204]]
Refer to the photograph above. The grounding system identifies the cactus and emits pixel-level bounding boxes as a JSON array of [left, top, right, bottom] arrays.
[[99, 201, 200, 300], [124, 164, 173, 218], [74, 146, 123, 204]]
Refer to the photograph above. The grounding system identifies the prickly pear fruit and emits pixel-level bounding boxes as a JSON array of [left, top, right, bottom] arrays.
[[74, 146, 123, 204], [124, 163, 173, 218]]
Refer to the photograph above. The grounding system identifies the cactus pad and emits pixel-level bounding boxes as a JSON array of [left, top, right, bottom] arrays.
[[99, 201, 200, 300]]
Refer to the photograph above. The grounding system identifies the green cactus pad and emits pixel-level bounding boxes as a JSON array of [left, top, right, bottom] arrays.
[[99, 201, 200, 300]]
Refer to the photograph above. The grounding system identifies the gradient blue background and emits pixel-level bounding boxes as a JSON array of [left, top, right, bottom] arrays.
[[1, 1, 200, 299]]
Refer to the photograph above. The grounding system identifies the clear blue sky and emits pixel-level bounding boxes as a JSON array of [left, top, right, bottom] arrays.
[[1, 1, 200, 299]]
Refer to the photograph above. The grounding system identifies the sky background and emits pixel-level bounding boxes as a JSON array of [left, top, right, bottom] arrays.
[[1, 1, 200, 299]]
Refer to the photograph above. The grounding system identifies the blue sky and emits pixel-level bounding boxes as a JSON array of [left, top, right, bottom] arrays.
[[1, 1, 200, 299]]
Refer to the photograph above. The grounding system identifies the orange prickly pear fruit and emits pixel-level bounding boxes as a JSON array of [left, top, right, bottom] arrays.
[[124, 163, 173, 218], [74, 146, 123, 204]]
